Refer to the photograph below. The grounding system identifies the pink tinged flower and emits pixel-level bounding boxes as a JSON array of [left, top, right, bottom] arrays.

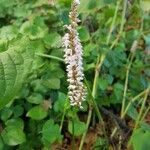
[[62, 0, 86, 108]]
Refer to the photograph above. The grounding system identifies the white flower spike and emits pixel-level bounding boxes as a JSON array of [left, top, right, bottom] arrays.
[[62, 0, 86, 108]]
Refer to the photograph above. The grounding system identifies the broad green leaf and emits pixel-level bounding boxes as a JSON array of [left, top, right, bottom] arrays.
[[0, 25, 18, 40], [98, 77, 109, 90], [27, 105, 48, 120], [43, 78, 60, 90], [68, 120, 86, 136], [1, 126, 26, 146], [0, 36, 34, 109], [20, 17, 48, 40], [130, 128, 150, 150], [42, 119, 62, 146], [5, 118, 24, 130], [43, 32, 62, 48]]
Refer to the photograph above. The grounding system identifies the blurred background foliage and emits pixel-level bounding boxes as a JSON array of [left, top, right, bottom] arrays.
[[0, 0, 150, 149]]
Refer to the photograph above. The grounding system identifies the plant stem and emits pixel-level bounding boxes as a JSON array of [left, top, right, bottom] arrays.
[[107, 0, 121, 45], [111, 87, 150, 138], [36, 53, 64, 62], [59, 97, 69, 132], [121, 54, 134, 116], [134, 88, 149, 129], [72, 115, 75, 150], [110, 0, 127, 49], [141, 106, 150, 122], [79, 55, 105, 150], [122, 88, 149, 118], [84, 78, 104, 125]]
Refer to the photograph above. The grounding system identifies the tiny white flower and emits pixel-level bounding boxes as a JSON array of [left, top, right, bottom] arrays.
[[75, 0, 80, 5], [62, 0, 86, 108]]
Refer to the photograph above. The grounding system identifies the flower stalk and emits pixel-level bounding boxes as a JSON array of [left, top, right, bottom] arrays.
[[62, 0, 86, 108]]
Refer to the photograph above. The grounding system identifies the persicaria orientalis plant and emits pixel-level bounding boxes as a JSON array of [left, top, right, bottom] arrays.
[[62, 0, 86, 108]]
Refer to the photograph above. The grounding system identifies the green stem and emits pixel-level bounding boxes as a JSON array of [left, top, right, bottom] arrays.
[[84, 78, 103, 123], [59, 108, 66, 132], [134, 88, 149, 129], [121, 54, 134, 116], [59, 97, 69, 132], [110, 0, 127, 49], [107, 0, 121, 45], [122, 87, 150, 118], [36, 53, 64, 62], [79, 55, 105, 150], [72, 115, 75, 150], [141, 106, 150, 122], [111, 87, 149, 139]]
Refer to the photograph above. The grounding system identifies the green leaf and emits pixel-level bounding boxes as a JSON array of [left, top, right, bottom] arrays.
[[68, 120, 86, 136], [0, 136, 4, 150], [20, 17, 48, 40], [54, 92, 68, 112], [27, 105, 48, 120], [0, 36, 34, 109], [0, 39, 7, 52], [0, 25, 18, 40], [0, 107, 12, 121], [79, 0, 105, 13], [94, 137, 108, 150], [78, 27, 90, 42], [110, 83, 124, 104], [43, 32, 62, 48], [27, 93, 44, 104], [5, 118, 24, 130], [130, 128, 150, 150], [127, 105, 138, 120], [42, 119, 62, 146], [1, 126, 26, 146], [98, 77, 109, 90], [13, 105, 24, 118], [43, 78, 60, 90]]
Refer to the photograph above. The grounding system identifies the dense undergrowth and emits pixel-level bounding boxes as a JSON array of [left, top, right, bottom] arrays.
[[0, 0, 150, 150]]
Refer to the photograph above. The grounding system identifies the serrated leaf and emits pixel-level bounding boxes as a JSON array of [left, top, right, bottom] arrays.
[[43, 32, 62, 48], [0, 36, 34, 109], [68, 120, 86, 136], [5, 118, 24, 130], [1, 126, 26, 146], [42, 119, 62, 146]]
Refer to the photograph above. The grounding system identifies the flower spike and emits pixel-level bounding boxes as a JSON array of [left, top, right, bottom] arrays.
[[62, 0, 86, 108]]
